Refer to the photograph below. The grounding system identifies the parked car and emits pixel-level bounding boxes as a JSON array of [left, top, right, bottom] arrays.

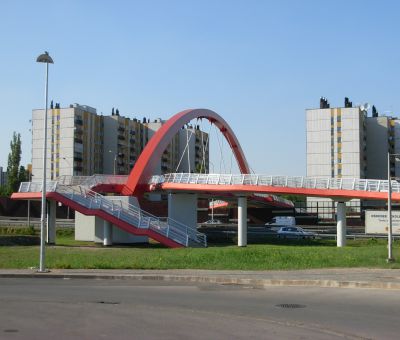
[[203, 219, 222, 224], [276, 226, 317, 239], [204, 219, 222, 225]]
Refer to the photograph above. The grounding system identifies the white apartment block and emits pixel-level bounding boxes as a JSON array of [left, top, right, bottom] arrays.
[[307, 106, 366, 179], [32, 103, 102, 181], [32, 104, 209, 181], [306, 98, 400, 217]]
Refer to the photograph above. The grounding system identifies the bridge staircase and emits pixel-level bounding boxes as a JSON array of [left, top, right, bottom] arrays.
[[17, 180, 207, 248]]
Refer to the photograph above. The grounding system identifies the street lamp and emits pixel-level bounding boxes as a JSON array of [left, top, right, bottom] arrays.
[[37, 51, 54, 273], [208, 161, 215, 220], [62, 157, 73, 175], [108, 150, 117, 175], [387, 152, 400, 263], [27, 173, 33, 230]]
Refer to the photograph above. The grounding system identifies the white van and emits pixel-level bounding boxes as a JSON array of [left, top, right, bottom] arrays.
[[265, 216, 296, 230]]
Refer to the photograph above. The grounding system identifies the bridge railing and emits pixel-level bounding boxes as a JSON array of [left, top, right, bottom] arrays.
[[150, 173, 400, 193], [57, 175, 128, 188], [19, 181, 58, 193], [17, 181, 206, 247]]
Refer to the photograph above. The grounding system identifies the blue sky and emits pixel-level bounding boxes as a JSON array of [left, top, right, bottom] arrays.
[[1, 0, 399, 175]]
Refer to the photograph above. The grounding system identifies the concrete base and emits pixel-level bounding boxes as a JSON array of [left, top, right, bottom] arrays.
[[168, 193, 198, 229], [75, 196, 148, 244]]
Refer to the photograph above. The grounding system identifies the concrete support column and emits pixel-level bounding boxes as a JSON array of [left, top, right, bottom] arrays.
[[103, 220, 113, 246], [168, 193, 198, 230], [46, 200, 56, 244], [238, 196, 247, 247], [336, 202, 347, 247]]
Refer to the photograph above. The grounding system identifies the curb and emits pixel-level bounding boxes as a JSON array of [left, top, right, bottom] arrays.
[[1, 272, 400, 290]]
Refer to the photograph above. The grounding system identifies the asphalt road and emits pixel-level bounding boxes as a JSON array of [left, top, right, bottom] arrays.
[[0, 278, 399, 339]]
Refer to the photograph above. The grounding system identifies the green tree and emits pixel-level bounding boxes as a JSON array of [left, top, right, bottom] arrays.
[[5, 132, 25, 195], [195, 163, 206, 174]]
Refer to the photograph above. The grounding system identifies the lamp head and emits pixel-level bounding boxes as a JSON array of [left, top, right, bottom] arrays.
[[36, 51, 54, 64]]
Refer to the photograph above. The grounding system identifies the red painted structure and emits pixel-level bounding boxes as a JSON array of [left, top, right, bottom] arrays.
[[122, 109, 250, 196], [12, 108, 400, 247], [156, 182, 400, 201]]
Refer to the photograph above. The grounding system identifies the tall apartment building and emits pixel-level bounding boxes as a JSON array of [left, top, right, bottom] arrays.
[[177, 126, 209, 173], [0, 166, 7, 187], [307, 99, 367, 180], [32, 103, 103, 180], [32, 104, 209, 180], [306, 97, 400, 215], [143, 119, 209, 174], [103, 114, 146, 175]]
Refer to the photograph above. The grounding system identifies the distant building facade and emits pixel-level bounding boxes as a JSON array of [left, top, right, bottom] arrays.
[[31, 104, 209, 181], [306, 97, 399, 216], [0, 166, 7, 187]]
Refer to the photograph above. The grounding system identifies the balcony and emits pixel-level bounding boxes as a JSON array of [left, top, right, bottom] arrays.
[[74, 118, 83, 125]]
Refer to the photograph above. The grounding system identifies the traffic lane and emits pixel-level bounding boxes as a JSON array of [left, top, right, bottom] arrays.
[[0, 279, 399, 339]]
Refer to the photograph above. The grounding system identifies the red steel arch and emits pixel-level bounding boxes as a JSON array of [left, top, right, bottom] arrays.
[[122, 108, 250, 196]]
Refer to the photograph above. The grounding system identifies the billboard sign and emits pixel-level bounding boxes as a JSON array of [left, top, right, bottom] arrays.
[[365, 210, 400, 235]]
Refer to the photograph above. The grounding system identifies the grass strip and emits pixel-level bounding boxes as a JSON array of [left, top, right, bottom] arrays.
[[0, 237, 399, 270]]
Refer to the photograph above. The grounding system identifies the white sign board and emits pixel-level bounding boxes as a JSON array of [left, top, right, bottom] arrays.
[[365, 210, 400, 235]]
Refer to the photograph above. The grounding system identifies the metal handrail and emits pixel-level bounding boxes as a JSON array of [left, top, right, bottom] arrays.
[[57, 174, 129, 188], [18, 181, 206, 248], [150, 173, 400, 193]]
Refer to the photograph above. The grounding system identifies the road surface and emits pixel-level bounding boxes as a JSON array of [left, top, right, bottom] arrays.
[[0, 278, 399, 339]]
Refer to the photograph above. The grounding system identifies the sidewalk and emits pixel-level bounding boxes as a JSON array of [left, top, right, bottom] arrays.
[[1, 268, 400, 290]]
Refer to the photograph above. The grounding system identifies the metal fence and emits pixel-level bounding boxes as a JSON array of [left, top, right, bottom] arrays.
[[150, 173, 400, 193]]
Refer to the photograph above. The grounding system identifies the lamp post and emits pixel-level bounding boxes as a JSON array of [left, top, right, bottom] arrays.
[[62, 157, 72, 176], [27, 173, 33, 230], [108, 150, 119, 175], [37, 51, 54, 273], [62, 157, 72, 219], [387, 152, 400, 263], [209, 161, 215, 220]]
